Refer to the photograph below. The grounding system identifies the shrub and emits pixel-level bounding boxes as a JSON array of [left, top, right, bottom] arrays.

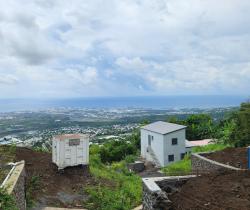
[[85, 154, 142, 210], [0, 188, 18, 210], [161, 155, 191, 176], [192, 143, 228, 153]]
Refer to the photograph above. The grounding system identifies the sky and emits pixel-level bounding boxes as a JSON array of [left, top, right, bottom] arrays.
[[0, 0, 250, 98]]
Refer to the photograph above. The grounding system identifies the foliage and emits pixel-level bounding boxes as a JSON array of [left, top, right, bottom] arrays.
[[85, 150, 142, 210], [168, 114, 215, 140], [98, 130, 140, 163], [229, 102, 250, 147], [26, 176, 41, 208], [0, 188, 18, 210], [161, 154, 191, 176], [192, 143, 229, 153], [32, 146, 50, 153], [0, 145, 16, 183]]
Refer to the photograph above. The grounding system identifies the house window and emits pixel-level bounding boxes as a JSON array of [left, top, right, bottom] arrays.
[[172, 138, 178, 145], [180, 153, 185, 160], [168, 154, 174, 162]]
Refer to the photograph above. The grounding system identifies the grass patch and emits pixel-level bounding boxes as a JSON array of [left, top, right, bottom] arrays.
[[0, 145, 16, 183], [26, 175, 41, 209], [0, 188, 18, 210], [161, 155, 191, 176], [84, 153, 142, 210], [192, 143, 229, 153], [162, 143, 229, 176]]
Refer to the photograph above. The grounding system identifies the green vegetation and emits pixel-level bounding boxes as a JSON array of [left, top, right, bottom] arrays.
[[192, 143, 229, 153], [161, 155, 191, 176], [85, 145, 141, 210], [227, 102, 250, 147], [0, 188, 18, 210], [167, 102, 250, 147], [162, 143, 228, 176], [168, 114, 215, 140], [99, 131, 140, 163], [26, 175, 41, 209], [0, 145, 16, 183]]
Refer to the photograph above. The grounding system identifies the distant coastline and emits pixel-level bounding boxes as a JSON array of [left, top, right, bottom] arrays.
[[0, 95, 247, 113]]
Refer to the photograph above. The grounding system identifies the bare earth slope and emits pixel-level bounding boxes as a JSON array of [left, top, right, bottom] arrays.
[[203, 147, 247, 169], [170, 171, 250, 210], [14, 147, 94, 209]]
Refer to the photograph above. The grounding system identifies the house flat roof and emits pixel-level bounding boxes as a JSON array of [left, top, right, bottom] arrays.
[[141, 121, 186, 135]]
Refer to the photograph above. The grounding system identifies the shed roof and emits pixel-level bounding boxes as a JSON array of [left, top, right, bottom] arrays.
[[141, 121, 186, 135], [54, 134, 88, 141], [185, 139, 214, 148]]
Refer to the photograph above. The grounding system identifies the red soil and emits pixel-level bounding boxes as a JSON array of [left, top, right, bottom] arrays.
[[14, 147, 95, 209], [170, 170, 250, 210], [203, 147, 248, 169]]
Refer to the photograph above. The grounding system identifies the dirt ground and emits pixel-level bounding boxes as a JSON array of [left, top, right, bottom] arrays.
[[203, 147, 248, 169], [169, 170, 250, 210], [14, 147, 95, 209], [137, 161, 165, 178]]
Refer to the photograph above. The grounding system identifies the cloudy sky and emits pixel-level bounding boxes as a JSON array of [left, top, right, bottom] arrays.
[[0, 0, 250, 98]]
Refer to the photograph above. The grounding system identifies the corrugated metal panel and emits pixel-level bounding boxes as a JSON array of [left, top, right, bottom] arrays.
[[52, 134, 89, 169]]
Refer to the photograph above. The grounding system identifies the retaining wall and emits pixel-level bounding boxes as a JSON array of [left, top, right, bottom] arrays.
[[2, 161, 26, 210], [142, 175, 195, 210], [191, 153, 244, 174]]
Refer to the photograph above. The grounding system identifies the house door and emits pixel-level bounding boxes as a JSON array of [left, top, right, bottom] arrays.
[[148, 135, 151, 146], [70, 146, 77, 165]]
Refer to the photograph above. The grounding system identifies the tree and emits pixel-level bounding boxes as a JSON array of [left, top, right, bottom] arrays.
[[167, 114, 215, 140], [230, 102, 250, 147]]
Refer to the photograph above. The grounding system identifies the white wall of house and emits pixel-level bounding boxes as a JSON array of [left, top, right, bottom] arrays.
[[141, 129, 165, 166], [141, 128, 186, 167], [163, 129, 186, 166]]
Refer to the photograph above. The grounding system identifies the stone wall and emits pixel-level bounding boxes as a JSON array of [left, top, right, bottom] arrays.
[[2, 161, 26, 210], [191, 153, 243, 174], [142, 176, 195, 210]]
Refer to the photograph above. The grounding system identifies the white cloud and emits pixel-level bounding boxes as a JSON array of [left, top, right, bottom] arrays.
[[0, 0, 250, 97], [0, 74, 19, 85], [65, 67, 98, 86]]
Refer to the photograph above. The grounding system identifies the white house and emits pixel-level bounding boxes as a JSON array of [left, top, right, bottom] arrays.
[[141, 121, 186, 167], [52, 134, 89, 170]]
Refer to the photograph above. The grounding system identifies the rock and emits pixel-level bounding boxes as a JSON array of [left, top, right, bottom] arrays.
[[127, 161, 145, 173]]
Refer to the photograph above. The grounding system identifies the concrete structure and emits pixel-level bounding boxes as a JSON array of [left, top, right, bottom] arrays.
[[142, 175, 196, 210], [141, 121, 186, 167], [1, 161, 26, 210], [191, 152, 245, 174], [127, 161, 145, 173], [52, 134, 89, 170]]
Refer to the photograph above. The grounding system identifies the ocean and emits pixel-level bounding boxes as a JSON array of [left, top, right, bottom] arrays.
[[0, 95, 247, 112]]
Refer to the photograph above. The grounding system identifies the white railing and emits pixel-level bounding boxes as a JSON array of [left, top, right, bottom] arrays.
[[0, 161, 23, 188]]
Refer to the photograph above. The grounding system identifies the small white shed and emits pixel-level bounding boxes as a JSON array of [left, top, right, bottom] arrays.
[[52, 134, 89, 170], [141, 121, 187, 167]]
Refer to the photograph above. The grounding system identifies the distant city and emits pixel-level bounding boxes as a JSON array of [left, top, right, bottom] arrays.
[[0, 106, 237, 150]]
